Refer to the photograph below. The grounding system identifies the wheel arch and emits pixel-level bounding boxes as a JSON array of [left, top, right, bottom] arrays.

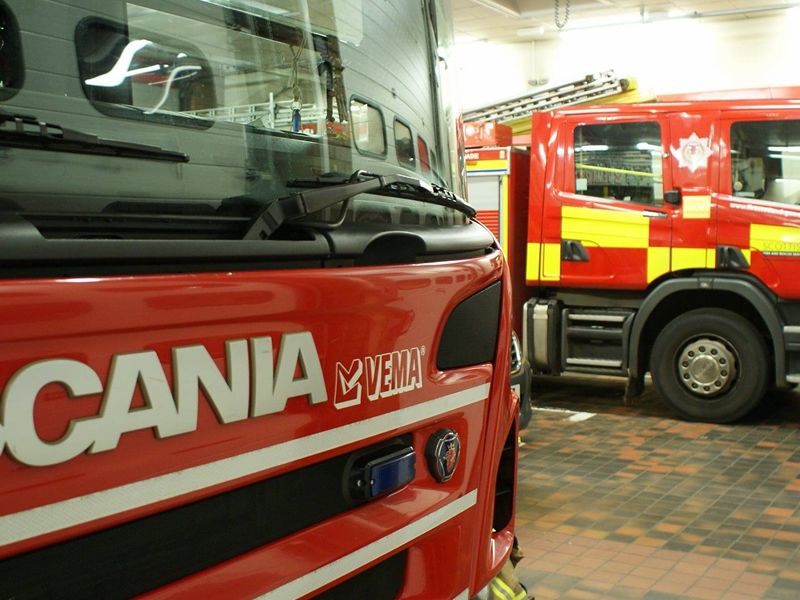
[[628, 275, 785, 386]]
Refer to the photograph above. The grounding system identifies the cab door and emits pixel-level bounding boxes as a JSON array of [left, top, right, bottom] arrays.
[[546, 114, 674, 290], [715, 110, 800, 300]]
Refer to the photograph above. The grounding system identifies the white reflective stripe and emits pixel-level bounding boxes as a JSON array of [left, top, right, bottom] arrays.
[[257, 490, 478, 600], [0, 384, 489, 547], [453, 589, 471, 600]]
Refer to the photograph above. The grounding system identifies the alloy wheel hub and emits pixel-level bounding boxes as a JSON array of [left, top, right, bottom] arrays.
[[677, 338, 738, 397]]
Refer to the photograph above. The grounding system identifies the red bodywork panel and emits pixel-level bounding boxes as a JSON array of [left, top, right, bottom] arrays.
[[0, 252, 516, 598]]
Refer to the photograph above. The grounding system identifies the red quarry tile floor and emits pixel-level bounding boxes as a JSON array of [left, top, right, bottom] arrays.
[[515, 376, 800, 600]]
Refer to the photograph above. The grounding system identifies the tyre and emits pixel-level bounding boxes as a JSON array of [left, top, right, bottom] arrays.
[[649, 308, 768, 423]]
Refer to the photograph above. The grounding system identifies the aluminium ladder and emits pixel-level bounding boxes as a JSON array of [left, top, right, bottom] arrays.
[[463, 71, 630, 124]]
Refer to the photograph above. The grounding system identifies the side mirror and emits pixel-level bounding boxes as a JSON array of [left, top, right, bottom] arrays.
[[664, 190, 681, 206]]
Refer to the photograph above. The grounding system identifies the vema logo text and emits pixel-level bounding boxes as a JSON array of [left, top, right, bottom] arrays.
[[334, 346, 425, 408]]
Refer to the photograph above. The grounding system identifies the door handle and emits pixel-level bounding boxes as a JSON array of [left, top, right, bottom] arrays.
[[561, 239, 589, 262]]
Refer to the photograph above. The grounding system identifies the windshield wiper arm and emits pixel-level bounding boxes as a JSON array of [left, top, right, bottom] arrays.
[[0, 111, 188, 162], [243, 171, 475, 240]]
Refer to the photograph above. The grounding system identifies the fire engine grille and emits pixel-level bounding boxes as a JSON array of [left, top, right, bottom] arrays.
[[0, 436, 410, 599], [313, 550, 406, 599]]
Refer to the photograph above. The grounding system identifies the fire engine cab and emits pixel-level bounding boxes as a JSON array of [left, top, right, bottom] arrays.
[[521, 99, 800, 423], [0, 0, 519, 597]]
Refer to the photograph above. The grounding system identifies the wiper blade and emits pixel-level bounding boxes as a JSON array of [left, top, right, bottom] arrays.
[[0, 111, 188, 162], [243, 171, 475, 240]]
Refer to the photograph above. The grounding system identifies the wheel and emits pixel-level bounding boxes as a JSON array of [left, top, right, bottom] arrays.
[[649, 308, 768, 423], [518, 391, 533, 430]]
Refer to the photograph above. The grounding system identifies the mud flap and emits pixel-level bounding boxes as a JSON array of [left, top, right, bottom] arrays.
[[624, 375, 644, 405]]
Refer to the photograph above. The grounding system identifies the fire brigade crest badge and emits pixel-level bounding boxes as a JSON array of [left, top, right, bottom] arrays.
[[676, 132, 712, 173], [425, 429, 461, 483]]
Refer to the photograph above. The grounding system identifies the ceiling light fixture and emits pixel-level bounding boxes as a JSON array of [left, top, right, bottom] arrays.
[[471, 0, 521, 18], [516, 26, 545, 36]]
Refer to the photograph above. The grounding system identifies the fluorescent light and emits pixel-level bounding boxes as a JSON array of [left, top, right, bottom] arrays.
[[455, 33, 486, 44], [768, 146, 800, 153], [471, 0, 521, 18], [636, 142, 662, 152], [517, 26, 545, 36], [579, 145, 609, 152]]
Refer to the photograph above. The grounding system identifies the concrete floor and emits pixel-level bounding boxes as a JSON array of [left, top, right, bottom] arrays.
[[515, 376, 800, 600]]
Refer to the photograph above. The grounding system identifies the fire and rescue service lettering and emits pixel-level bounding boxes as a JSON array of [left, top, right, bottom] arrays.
[[334, 347, 423, 409], [0, 332, 326, 467]]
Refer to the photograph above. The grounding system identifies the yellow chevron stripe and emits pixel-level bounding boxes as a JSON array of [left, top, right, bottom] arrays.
[[541, 242, 561, 281], [707, 248, 717, 268], [526, 242, 541, 281], [671, 247, 709, 271], [562, 205, 649, 248], [751, 223, 800, 254], [647, 247, 670, 283]]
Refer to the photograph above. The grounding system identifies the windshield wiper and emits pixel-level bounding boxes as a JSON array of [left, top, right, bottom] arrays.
[[0, 111, 188, 162], [243, 171, 475, 240]]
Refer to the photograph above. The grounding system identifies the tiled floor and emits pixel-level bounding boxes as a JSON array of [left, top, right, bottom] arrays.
[[515, 376, 800, 600]]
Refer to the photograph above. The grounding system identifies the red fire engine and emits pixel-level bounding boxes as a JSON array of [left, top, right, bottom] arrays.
[[513, 98, 800, 423], [0, 0, 518, 597]]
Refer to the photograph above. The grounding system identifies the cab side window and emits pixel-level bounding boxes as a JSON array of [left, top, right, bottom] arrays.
[[351, 98, 386, 156], [0, 1, 23, 100], [731, 120, 800, 204], [574, 122, 664, 205], [394, 119, 415, 168]]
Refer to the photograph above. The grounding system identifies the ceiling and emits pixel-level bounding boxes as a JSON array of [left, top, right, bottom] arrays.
[[451, 0, 796, 44]]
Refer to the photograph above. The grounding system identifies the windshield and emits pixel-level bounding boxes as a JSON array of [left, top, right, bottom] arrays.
[[0, 0, 467, 243]]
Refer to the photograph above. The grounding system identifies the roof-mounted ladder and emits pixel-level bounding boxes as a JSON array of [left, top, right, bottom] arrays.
[[463, 71, 630, 124]]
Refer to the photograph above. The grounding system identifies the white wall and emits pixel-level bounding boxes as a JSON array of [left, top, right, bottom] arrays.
[[454, 41, 534, 111], [455, 12, 800, 109]]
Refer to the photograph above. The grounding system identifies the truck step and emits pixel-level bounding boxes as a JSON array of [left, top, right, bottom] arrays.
[[561, 309, 634, 376]]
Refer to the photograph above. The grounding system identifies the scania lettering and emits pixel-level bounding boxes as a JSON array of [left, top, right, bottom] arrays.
[[0, 1, 518, 598], [0, 332, 327, 466]]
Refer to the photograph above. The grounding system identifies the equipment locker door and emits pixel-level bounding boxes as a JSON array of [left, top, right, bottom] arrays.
[[543, 115, 674, 289], [468, 174, 504, 243]]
